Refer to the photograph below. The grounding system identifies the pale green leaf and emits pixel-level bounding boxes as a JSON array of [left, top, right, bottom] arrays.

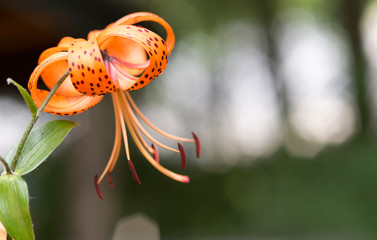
[[5, 120, 78, 175], [0, 174, 34, 240], [7, 78, 37, 116]]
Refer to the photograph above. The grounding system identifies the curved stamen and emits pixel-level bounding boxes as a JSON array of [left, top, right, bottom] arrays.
[[97, 93, 122, 184], [118, 101, 131, 161], [151, 144, 159, 163], [177, 143, 186, 170], [125, 113, 154, 153], [125, 92, 195, 143], [113, 92, 142, 185], [108, 172, 115, 188], [109, 99, 123, 174], [94, 175, 105, 200], [120, 91, 180, 153], [128, 160, 141, 185], [116, 91, 190, 183], [117, 92, 153, 154], [118, 93, 154, 153], [192, 132, 201, 158], [110, 91, 144, 185]]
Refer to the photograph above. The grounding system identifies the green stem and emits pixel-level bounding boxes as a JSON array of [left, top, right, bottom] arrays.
[[10, 69, 69, 170], [0, 156, 12, 175]]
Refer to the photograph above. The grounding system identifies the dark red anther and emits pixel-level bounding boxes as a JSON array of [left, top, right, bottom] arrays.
[[128, 160, 141, 185], [151, 143, 159, 163], [94, 175, 104, 200], [178, 143, 186, 170], [108, 172, 115, 188], [192, 132, 201, 158]]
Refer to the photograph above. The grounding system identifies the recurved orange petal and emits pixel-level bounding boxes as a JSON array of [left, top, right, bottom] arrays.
[[38, 38, 86, 97], [28, 51, 104, 115], [67, 38, 118, 96], [97, 25, 168, 91], [88, 30, 102, 41], [102, 37, 148, 76], [110, 12, 175, 54], [40, 59, 82, 97], [38, 37, 80, 64]]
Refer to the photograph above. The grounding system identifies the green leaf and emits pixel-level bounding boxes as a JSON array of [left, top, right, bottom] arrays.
[[5, 120, 78, 175], [0, 174, 34, 240], [7, 78, 37, 116]]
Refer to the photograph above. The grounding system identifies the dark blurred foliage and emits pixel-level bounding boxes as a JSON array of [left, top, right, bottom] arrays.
[[2, 0, 377, 239]]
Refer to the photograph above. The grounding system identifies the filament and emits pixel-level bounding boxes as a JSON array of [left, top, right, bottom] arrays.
[[120, 91, 179, 153], [116, 92, 189, 183], [125, 92, 194, 143], [97, 93, 122, 184]]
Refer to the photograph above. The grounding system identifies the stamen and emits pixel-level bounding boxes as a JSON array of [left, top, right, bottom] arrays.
[[116, 92, 190, 183], [178, 143, 186, 170], [125, 92, 195, 143], [118, 92, 153, 153], [151, 143, 159, 163], [114, 92, 144, 185], [117, 95, 131, 161], [192, 132, 201, 158], [120, 91, 179, 153], [108, 172, 115, 188], [94, 175, 105, 200], [128, 160, 141, 185], [98, 93, 122, 183], [127, 116, 154, 153], [108, 143, 121, 173]]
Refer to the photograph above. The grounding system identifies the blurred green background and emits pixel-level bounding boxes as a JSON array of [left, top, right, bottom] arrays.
[[2, 0, 377, 239]]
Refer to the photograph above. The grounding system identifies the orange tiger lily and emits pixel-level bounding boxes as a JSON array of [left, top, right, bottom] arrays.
[[28, 12, 201, 199]]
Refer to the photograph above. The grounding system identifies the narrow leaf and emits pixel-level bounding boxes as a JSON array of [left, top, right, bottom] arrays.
[[0, 174, 34, 240], [7, 78, 37, 116], [5, 120, 78, 175]]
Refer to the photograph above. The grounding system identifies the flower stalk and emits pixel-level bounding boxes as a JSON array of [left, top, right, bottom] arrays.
[[0, 156, 11, 175], [10, 70, 69, 170]]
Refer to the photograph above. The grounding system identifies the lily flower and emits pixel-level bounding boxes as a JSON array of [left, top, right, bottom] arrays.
[[28, 12, 201, 199]]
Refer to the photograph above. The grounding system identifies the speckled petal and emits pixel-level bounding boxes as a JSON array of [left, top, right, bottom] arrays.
[[67, 38, 118, 96], [111, 12, 175, 54], [38, 38, 86, 97], [28, 51, 104, 115], [97, 25, 168, 91]]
